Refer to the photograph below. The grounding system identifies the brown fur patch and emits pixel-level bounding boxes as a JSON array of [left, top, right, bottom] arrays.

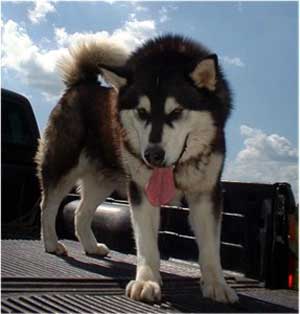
[[77, 83, 123, 171], [35, 82, 125, 192], [35, 89, 85, 190]]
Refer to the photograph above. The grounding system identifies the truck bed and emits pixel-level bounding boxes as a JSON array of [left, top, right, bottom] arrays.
[[2, 239, 298, 313]]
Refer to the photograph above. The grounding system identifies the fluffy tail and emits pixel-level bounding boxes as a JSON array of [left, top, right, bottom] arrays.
[[57, 37, 128, 87]]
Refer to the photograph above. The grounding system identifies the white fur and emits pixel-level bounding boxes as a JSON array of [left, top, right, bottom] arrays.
[[126, 190, 162, 302], [120, 110, 141, 156], [41, 155, 85, 255], [138, 95, 151, 112], [120, 107, 152, 165], [164, 96, 181, 114], [177, 111, 216, 162], [75, 172, 114, 255], [162, 110, 216, 166], [121, 146, 152, 188], [187, 193, 238, 303], [101, 68, 127, 90]]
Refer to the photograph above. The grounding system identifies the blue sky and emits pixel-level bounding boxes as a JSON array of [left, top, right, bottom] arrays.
[[1, 1, 298, 198]]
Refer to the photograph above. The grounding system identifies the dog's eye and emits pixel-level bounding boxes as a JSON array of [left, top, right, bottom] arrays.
[[168, 107, 183, 120], [136, 108, 149, 121]]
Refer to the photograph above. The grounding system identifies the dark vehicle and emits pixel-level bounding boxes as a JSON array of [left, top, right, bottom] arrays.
[[2, 89, 40, 239], [1, 89, 298, 313]]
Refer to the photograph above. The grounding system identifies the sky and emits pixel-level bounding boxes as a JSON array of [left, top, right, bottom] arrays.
[[1, 0, 299, 199]]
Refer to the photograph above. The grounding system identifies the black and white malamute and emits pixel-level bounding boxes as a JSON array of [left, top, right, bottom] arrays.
[[36, 34, 238, 303]]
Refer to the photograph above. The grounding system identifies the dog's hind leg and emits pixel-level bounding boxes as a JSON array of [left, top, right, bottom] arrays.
[[75, 173, 114, 256], [41, 170, 78, 256]]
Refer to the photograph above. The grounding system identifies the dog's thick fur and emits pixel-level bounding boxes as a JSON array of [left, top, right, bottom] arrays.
[[36, 35, 238, 303]]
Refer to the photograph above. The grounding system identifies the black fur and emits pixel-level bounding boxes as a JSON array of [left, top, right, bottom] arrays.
[[212, 182, 223, 220], [118, 34, 232, 150], [129, 181, 142, 206]]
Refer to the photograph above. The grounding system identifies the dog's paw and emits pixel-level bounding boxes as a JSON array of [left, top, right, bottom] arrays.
[[86, 243, 110, 256], [201, 280, 239, 303], [126, 280, 161, 303], [46, 242, 68, 256]]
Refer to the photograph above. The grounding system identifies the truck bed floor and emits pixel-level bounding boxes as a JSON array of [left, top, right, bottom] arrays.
[[2, 240, 298, 313]]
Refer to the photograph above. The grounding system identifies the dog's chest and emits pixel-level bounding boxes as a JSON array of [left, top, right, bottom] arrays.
[[174, 152, 224, 193]]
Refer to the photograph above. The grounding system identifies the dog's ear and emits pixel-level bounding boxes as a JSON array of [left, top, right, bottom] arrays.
[[98, 64, 131, 89], [190, 54, 218, 91]]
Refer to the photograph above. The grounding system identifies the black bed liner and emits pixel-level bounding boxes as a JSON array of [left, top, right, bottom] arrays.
[[1, 240, 298, 313]]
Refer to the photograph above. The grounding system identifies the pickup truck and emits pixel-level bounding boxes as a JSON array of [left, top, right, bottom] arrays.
[[1, 88, 298, 313]]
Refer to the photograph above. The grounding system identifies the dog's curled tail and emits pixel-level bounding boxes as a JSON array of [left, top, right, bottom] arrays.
[[57, 37, 128, 87]]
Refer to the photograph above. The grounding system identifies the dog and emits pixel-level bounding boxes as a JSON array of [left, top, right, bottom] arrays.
[[35, 34, 238, 304]]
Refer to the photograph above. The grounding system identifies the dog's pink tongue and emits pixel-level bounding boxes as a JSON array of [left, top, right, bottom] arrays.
[[145, 167, 176, 206]]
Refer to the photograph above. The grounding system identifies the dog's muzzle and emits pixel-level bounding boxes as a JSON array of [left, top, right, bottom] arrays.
[[144, 146, 165, 167], [143, 134, 189, 168]]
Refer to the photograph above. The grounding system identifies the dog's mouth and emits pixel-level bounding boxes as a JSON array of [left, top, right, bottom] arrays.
[[144, 135, 189, 207], [145, 167, 176, 206]]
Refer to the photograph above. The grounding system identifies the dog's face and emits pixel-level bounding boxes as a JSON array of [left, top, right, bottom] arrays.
[[102, 52, 230, 168], [116, 55, 225, 168], [120, 94, 190, 167]]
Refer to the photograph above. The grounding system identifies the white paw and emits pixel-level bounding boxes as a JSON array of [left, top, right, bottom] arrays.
[[86, 243, 110, 256], [126, 280, 161, 303], [201, 280, 239, 303], [45, 242, 68, 256]]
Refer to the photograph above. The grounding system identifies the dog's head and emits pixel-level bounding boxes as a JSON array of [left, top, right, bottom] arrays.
[[101, 35, 231, 168]]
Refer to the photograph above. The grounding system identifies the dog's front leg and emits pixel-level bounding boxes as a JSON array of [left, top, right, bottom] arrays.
[[186, 190, 239, 303], [126, 182, 161, 303]]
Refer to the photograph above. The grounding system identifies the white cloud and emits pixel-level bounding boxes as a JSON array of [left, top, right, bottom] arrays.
[[1, 20, 38, 70], [54, 27, 109, 47], [221, 56, 245, 67], [112, 18, 156, 49], [28, 0, 56, 24], [102, 0, 116, 4], [134, 5, 149, 12], [158, 5, 178, 24], [159, 7, 170, 23], [2, 19, 66, 100], [239, 125, 297, 162], [223, 125, 298, 198], [54, 17, 156, 51], [2, 17, 156, 100]]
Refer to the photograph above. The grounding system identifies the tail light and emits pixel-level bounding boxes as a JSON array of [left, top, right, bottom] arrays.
[[288, 212, 298, 290]]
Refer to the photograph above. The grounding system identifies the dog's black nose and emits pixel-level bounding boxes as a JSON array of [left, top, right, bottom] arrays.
[[144, 146, 165, 167]]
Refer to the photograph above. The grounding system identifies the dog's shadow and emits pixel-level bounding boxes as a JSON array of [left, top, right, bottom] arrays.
[[58, 253, 296, 313], [60, 253, 136, 279]]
